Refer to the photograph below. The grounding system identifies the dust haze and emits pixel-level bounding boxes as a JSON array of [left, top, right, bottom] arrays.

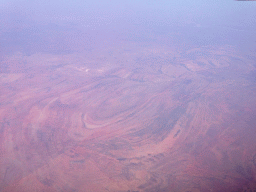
[[0, 0, 256, 192]]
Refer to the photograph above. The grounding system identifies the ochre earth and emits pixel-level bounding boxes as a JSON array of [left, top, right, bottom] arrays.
[[1, 42, 256, 192]]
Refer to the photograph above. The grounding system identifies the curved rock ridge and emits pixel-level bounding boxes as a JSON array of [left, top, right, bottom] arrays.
[[0, 43, 256, 192]]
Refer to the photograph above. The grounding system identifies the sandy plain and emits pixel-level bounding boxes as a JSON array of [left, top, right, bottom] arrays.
[[0, 36, 256, 192]]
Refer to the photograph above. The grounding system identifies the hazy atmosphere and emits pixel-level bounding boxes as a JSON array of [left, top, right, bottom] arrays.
[[0, 0, 256, 191]]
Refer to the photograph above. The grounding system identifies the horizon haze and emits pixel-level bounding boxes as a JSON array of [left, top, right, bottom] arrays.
[[0, 0, 256, 192]]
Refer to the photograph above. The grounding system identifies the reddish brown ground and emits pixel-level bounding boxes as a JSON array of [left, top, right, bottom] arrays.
[[0, 41, 256, 192]]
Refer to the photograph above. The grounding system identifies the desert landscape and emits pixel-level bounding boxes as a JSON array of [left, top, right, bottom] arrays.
[[1, 1, 256, 191], [1, 38, 256, 191]]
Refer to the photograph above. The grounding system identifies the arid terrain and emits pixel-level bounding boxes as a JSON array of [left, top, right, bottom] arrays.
[[1, 32, 256, 192]]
